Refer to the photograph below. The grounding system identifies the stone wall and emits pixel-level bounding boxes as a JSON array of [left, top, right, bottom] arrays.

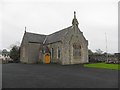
[[20, 43, 29, 63], [28, 43, 41, 63], [20, 32, 29, 63], [47, 42, 62, 64], [89, 54, 119, 63]]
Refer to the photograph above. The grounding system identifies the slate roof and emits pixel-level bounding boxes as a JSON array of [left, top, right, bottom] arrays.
[[25, 32, 46, 43], [24, 26, 72, 44], [45, 26, 72, 44]]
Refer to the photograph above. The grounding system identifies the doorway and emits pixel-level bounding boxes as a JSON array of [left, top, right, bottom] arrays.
[[44, 53, 50, 64]]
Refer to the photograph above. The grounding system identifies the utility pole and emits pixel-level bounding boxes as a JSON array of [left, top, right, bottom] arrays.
[[105, 32, 108, 62]]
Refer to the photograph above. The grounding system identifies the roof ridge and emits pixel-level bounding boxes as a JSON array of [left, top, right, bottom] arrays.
[[24, 26, 72, 44], [48, 26, 72, 36], [26, 31, 46, 36]]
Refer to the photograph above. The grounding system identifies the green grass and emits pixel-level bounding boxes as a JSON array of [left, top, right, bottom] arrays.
[[84, 63, 120, 70]]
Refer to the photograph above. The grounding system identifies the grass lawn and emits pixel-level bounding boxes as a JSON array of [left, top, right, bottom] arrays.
[[84, 63, 120, 70]]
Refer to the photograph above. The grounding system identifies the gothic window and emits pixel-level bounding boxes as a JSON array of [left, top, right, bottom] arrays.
[[57, 47, 60, 59], [51, 48, 54, 58], [73, 44, 81, 56]]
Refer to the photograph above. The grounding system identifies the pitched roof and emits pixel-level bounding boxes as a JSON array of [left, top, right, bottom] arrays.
[[24, 26, 72, 44], [45, 26, 72, 44], [25, 32, 46, 43]]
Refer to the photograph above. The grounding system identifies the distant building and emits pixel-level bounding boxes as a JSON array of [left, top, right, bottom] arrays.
[[20, 12, 88, 65], [2, 49, 9, 57], [0, 49, 12, 64]]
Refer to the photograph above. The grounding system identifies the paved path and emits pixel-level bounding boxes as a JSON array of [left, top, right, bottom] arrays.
[[2, 63, 118, 88]]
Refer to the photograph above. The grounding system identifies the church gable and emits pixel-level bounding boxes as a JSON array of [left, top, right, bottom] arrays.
[[21, 31, 28, 47]]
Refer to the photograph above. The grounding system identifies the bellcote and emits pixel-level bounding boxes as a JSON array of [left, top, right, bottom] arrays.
[[72, 11, 79, 26]]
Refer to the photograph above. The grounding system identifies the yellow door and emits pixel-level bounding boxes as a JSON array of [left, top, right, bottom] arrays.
[[45, 54, 50, 64]]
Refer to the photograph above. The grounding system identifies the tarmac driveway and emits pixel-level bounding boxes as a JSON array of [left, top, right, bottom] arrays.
[[2, 63, 119, 88]]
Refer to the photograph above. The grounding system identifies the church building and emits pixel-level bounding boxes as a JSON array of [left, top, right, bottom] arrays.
[[20, 12, 88, 65]]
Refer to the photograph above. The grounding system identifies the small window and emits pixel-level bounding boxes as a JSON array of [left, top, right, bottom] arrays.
[[51, 48, 54, 58], [57, 47, 60, 59]]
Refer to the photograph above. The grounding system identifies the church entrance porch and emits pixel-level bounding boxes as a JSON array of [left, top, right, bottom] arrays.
[[44, 53, 50, 64]]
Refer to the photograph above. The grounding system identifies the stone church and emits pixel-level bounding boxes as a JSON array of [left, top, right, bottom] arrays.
[[20, 12, 88, 65]]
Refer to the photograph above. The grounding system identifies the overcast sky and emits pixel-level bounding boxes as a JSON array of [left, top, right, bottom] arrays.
[[0, 0, 119, 53]]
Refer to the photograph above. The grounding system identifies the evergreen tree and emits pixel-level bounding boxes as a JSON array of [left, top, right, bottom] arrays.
[[10, 45, 20, 61]]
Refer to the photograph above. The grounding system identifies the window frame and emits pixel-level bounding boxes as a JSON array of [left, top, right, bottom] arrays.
[[51, 48, 54, 58], [73, 44, 81, 57], [57, 47, 60, 59]]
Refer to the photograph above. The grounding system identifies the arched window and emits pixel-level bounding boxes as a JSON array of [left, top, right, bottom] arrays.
[[51, 48, 54, 58], [73, 44, 81, 56], [57, 47, 60, 59]]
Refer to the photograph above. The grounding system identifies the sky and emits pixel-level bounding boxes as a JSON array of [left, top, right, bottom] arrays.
[[0, 0, 119, 53]]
